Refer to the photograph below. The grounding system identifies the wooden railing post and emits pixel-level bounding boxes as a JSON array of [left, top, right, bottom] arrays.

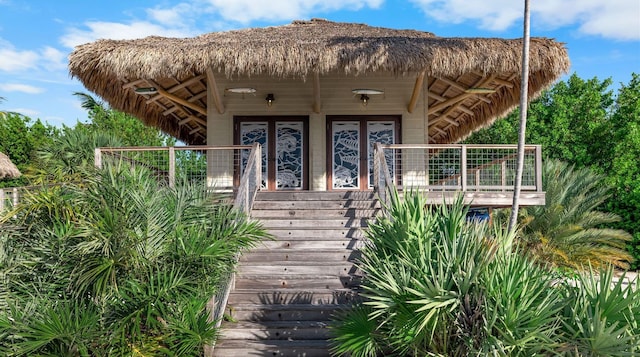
[[94, 148, 102, 169], [535, 145, 543, 192], [168, 147, 176, 188]]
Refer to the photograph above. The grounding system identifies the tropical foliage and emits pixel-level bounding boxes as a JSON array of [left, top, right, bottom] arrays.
[[496, 159, 633, 270], [0, 163, 268, 356], [467, 72, 640, 268], [330, 191, 640, 356]]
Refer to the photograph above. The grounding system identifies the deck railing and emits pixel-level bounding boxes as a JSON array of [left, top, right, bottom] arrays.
[[0, 187, 21, 213], [95, 145, 255, 191], [374, 144, 543, 206]]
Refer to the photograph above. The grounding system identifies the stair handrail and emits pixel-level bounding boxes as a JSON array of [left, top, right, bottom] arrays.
[[373, 142, 394, 208], [206, 142, 262, 356]]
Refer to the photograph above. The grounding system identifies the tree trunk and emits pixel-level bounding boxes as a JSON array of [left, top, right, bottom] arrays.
[[508, 0, 531, 233]]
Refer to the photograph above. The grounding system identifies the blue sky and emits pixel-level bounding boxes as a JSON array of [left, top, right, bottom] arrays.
[[0, 0, 638, 128]]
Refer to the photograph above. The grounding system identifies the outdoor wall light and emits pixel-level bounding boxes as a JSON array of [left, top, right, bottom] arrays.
[[134, 87, 158, 95], [359, 94, 370, 106], [265, 93, 275, 107]]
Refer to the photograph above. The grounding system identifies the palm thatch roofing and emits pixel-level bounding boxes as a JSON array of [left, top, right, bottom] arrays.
[[0, 151, 21, 179], [69, 18, 569, 144]]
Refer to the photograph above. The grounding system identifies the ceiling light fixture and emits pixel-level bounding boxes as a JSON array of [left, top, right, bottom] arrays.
[[226, 87, 257, 94], [265, 93, 275, 107], [134, 87, 158, 95], [352, 88, 385, 95]]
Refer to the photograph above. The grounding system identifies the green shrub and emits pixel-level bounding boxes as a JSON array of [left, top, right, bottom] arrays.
[[331, 191, 639, 356], [0, 164, 268, 356]]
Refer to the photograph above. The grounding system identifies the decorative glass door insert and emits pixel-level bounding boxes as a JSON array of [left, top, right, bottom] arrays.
[[329, 117, 399, 190], [332, 122, 360, 189], [237, 117, 307, 190], [276, 122, 304, 189]]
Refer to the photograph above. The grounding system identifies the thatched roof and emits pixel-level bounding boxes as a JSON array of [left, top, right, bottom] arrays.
[[69, 18, 569, 144], [0, 151, 21, 179]]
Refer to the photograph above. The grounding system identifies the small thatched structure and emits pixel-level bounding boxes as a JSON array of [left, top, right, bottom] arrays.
[[69, 19, 569, 144], [0, 151, 21, 179]]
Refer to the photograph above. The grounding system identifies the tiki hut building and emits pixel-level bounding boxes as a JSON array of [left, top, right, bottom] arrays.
[[0, 151, 21, 180], [69, 19, 569, 195], [69, 20, 570, 354]]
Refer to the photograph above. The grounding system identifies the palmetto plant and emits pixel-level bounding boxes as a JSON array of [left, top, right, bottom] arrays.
[[505, 159, 633, 270], [331, 190, 639, 356], [0, 163, 267, 356]]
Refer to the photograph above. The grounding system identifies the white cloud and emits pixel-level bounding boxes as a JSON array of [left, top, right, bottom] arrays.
[[201, 0, 384, 24], [9, 108, 40, 117], [41, 46, 67, 71], [60, 21, 194, 48], [410, 0, 640, 40], [0, 47, 39, 71], [0, 83, 45, 94]]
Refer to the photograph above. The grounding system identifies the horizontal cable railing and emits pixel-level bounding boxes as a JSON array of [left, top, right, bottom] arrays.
[[374, 144, 543, 194], [95, 145, 254, 191]]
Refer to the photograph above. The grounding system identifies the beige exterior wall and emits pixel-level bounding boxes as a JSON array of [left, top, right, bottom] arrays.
[[206, 70, 429, 190]]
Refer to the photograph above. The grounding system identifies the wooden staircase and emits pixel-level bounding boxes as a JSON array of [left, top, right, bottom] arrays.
[[213, 191, 380, 356]]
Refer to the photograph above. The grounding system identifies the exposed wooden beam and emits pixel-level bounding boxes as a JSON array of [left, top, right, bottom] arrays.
[[206, 68, 225, 114], [178, 117, 193, 126], [493, 78, 514, 88], [407, 70, 426, 113], [436, 77, 466, 92], [155, 87, 207, 116], [311, 72, 321, 113], [427, 90, 447, 102], [428, 93, 473, 113], [168, 74, 206, 93], [429, 75, 496, 114], [122, 79, 146, 89]]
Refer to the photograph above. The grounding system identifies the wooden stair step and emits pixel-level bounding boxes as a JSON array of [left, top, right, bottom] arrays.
[[235, 276, 362, 290], [238, 264, 360, 276], [260, 218, 369, 229], [212, 339, 331, 357], [256, 240, 365, 250], [264, 228, 366, 239], [255, 191, 376, 200], [253, 200, 380, 210], [227, 288, 360, 305], [239, 249, 361, 262], [251, 207, 380, 218], [219, 320, 331, 340], [227, 303, 340, 322]]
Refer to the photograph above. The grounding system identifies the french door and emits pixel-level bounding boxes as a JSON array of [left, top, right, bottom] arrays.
[[327, 116, 400, 190], [235, 116, 308, 191]]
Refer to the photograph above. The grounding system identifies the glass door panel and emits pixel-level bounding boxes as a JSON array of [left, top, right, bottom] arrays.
[[276, 122, 304, 189], [240, 122, 268, 189], [332, 122, 360, 189], [367, 121, 396, 188]]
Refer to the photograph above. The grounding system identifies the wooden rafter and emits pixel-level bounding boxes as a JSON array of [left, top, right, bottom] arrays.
[[168, 75, 206, 93], [206, 68, 225, 114], [429, 75, 496, 128], [407, 70, 426, 113], [146, 80, 207, 116], [312, 72, 321, 113]]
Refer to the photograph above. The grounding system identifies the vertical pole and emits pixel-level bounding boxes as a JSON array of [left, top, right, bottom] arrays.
[[508, 0, 531, 234], [94, 148, 102, 169], [535, 145, 543, 192], [0, 189, 4, 212], [168, 147, 176, 188], [12, 188, 18, 207], [461, 145, 467, 192]]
